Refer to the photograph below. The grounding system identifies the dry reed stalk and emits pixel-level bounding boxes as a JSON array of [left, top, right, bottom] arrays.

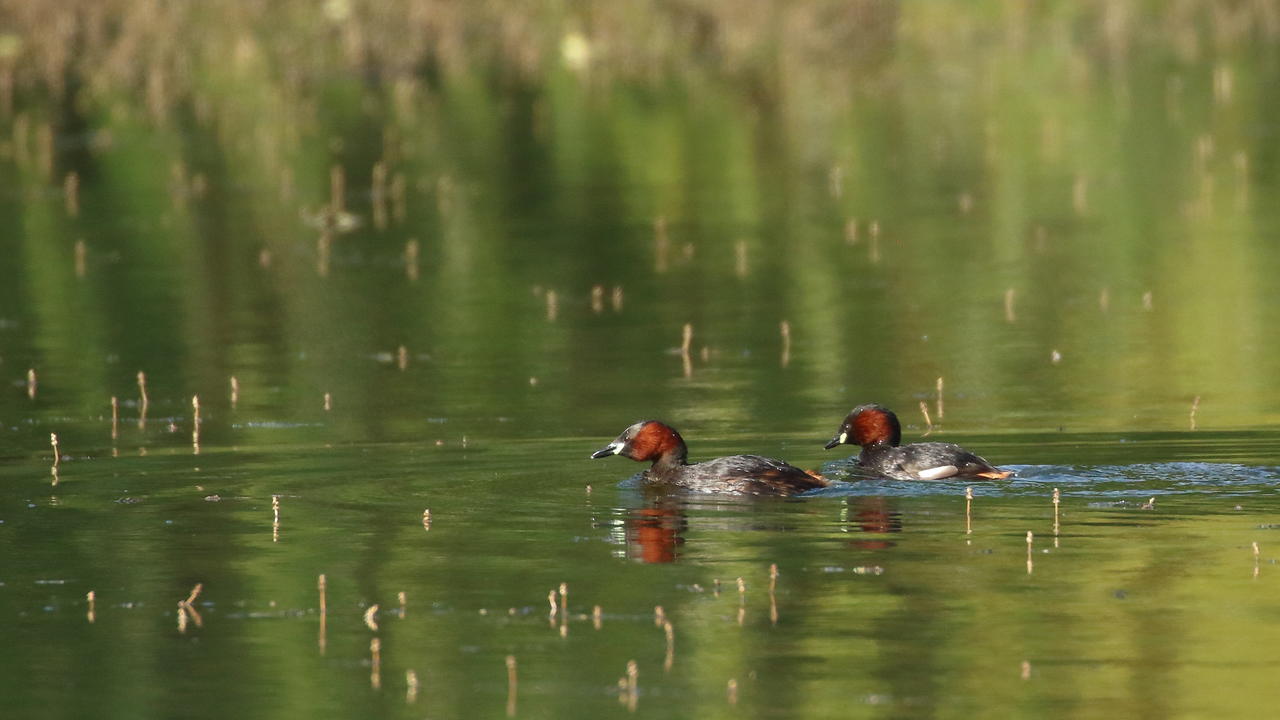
[[110, 396, 119, 441], [370, 638, 382, 690], [1020, 660, 1032, 680], [397, 345, 409, 371], [505, 656, 518, 717], [137, 371, 149, 429], [624, 661, 638, 712], [86, 590, 95, 623], [1052, 488, 1060, 547], [323, 392, 332, 411], [1189, 396, 1201, 430], [406, 670, 419, 704], [592, 605, 602, 630], [663, 620, 674, 672], [26, 368, 36, 399], [74, 239, 86, 277], [272, 495, 280, 543], [919, 401, 934, 436], [1254, 541, 1261, 580], [398, 591, 407, 617], [318, 574, 327, 654], [779, 321, 791, 368], [769, 564, 779, 626], [1026, 531, 1034, 574], [422, 509, 431, 531], [50, 433, 60, 467], [229, 377, 239, 408], [64, 172, 79, 216], [191, 395, 201, 453], [936, 377, 944, 420], [965, 486, 973, 535], [681, 323, 693, 378]]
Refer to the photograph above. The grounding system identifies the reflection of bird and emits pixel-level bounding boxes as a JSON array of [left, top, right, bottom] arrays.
[[845, 496, 902, 550], [625, 504, 686, 564], [592, 420, 828, 496], [825, 403, 1011, 481]]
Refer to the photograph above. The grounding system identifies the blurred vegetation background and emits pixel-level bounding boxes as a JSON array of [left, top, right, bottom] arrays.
[[2, 0, 1280, 447]]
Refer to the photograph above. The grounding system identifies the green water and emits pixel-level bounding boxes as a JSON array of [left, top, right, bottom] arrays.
[[3, 3, 1280, 718]]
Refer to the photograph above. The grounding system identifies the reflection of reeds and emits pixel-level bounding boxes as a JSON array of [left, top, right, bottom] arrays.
[[662, 620, 674, 671], [779, 321, 791, 368], [406, 670, 419, 704], [505, 656, 518, 717], [404, 239, 420, 281]]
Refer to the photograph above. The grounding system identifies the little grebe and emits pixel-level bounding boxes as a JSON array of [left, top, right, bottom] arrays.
[[824, 403, 1011, 481], [592, 420, 828, 496]]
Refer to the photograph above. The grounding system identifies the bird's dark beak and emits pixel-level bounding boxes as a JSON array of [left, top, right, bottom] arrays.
[[591, 443, 619, 459], [823, 431, 847, 450]]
